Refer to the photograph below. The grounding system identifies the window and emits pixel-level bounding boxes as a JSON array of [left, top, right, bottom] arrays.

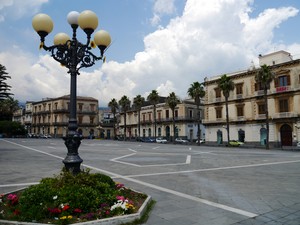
[[279, 99, 289, 112], [148, 113, 152, 121], [78, 116, 83, 124], [48, 104, 51, 111], [90, 116, 94, 124], [215, 88, 221, 98], [175, 110, 178, 118], [90, 104, 95, 111], [166, 110, 169, 119], [158, 111, 161, 121], [236, 83, 243, 95], [236, 105, 244, 117], [258, 103, 265, 115], [215, 108, 222, 119], [54, 102, 58, 110], [189, 110, 193, 118], [275, 75, 290, 87], [142, 114, 145, 122], [78, 104, 83, 112], [255, 82, 264, 91]]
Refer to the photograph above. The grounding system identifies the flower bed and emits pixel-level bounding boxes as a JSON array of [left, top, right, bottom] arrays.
[[0, 169, 150, 225]]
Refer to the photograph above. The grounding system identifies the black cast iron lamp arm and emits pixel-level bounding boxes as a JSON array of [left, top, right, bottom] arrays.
[[32, 10, 111, 174]]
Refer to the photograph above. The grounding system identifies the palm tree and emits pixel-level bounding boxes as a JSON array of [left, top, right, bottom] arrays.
[[133, 94, 145, 140], [187, 82, 205, 145], [255, 64, 274, 149], [108, 98, 118, 139], [147, 90, 159, 140], [218, 74, 234, 146], [166, 92, 180, 144], [118, 95, 131, 141]]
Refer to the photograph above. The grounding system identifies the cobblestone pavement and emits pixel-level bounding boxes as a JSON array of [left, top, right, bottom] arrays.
[[1, 138, 300, 225]]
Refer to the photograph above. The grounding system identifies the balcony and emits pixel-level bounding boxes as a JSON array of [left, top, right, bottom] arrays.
[[273, 112, 298, 119], [255, 114, 266, 120]]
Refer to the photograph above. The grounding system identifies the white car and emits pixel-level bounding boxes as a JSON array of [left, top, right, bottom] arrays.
[[175, 138, 189, 144], [156, 137, 167, 143], [196, 139, 205, 144]]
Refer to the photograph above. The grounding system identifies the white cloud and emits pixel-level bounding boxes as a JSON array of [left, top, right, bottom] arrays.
[[0, 0, 48, 22], [151, 0, 176, 26], [1, 0, 299, 107]]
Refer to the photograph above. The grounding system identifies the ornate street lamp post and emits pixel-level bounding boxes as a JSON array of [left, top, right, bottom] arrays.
[[32, 10, 111, 174]]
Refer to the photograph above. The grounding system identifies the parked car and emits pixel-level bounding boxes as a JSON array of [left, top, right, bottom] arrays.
[[229, 140, 244, 146], [156, 137, 168, 144], [175, 138, 189, 144], [141, 137, 155, 143], [196, 139, 205, 144], [297, 141, 300, 148]]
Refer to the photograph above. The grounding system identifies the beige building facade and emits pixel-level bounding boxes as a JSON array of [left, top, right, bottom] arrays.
[[31, 95, 99, 138], [119, 99, 205, 141], [203, 51, 300, 147]]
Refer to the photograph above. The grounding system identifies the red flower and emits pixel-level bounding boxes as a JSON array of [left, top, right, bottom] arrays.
[[48, 208, 62, 214], [13, 209, 20, 215], [73, 208, 82, 213], [62, 205, 70, 211]]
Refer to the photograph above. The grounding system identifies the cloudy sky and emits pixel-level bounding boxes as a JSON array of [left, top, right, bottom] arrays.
[[0, 0, 300, 106]]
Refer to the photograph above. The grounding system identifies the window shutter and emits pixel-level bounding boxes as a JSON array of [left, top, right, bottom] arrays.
[[287, 75, 291, 85], [274, 77, 279, 87]]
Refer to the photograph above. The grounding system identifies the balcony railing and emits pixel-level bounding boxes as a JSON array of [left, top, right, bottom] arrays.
[[273, 112, 298, 118]]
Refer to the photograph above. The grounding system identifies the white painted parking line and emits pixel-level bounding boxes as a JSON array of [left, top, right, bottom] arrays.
[[186, 155, 191, 164], [2, 139, 64, 160], [124, 159, 300, 178]]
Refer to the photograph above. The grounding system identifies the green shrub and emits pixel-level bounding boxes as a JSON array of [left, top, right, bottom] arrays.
[[0, 169, 148, 225]]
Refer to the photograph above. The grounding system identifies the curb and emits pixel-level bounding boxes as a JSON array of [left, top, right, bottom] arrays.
[[0, 196, 152, 225]]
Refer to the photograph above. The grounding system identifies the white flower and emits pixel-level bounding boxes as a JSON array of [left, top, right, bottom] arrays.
[[53, 195, 58, 200]]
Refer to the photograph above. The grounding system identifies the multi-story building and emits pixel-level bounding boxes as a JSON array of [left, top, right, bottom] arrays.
[[119, 98, 205, 141], [24, 101, 33, 134], [203, 51, 300, 147], [98, 107, 115, 139], [31, 95, 99, 138]]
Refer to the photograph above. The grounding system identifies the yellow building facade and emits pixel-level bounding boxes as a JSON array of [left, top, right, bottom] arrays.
[[119, 99, 205, 141], [31, 95, 99, 138], [204, 51, 300, 147]]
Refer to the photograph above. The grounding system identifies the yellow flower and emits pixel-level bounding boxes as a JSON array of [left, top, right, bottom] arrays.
[[60, 215, 72, 220]]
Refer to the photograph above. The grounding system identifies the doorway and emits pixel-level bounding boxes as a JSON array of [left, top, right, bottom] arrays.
[[280, 124, 292, 146]]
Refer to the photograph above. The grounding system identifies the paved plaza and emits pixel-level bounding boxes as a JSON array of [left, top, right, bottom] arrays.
[[1, 138, 300, 225]]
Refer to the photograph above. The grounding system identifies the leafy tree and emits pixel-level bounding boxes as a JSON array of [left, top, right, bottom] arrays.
[[147, 90, 159, 140], [218, 74, 234, 146], [0, 64, 13, 100], [118, 95, 131, 141], [187, 81, 205, 145], [133, 94, 145, 140], [108, 98, 119, 139], [0, 121, 26, 137], [0, 97, 19, 121], [255, 64, 274, 149], [166, 92, 180, 144]]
